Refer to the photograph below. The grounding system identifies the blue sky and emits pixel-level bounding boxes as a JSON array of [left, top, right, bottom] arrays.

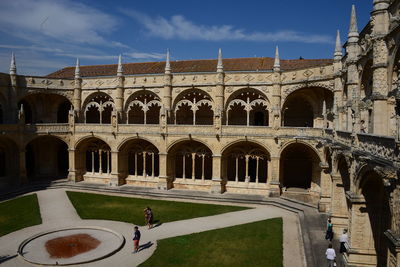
[[0, 0, 371, 76]]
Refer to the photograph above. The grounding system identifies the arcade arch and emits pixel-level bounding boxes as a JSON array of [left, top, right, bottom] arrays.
[[25, 136, 69, 180], [173, 89, 213, 125], [83, 93, 114, 124], [280, 142, 321, 190], [125, 91, 161, 124], [167, 140, 212, 181], [282, 87, 333, 128], [18, 94, 72, 124], [75, 137, 111, 177], [119, 139, 159, 179], [226, 89, 269, 126], [222, 141, 270, 184], [0, 137, 18, 187]]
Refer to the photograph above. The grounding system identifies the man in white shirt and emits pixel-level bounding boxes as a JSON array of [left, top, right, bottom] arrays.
[[326, 243, 336, 267], [340, 229, 348, 253]]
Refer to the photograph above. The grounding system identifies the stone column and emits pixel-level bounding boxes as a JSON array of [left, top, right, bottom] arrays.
[[191, 153, 196, 180], [319, 163, 332, 212], [210, 154, 223, 194], [91, 151, 95, 174], [268, 156, 280, 197], [151, 153, 155, 178], [115, 73, 125, 123], [346, 194, 377, 266], [182, 154, 186, 180], [99, 149, 103, 174], [272, 48, 282, 128], [19, 150, 28, 184], [245, 154, 250, 183], [157, 152, 171, 190], [73, 76, 82, 122], [371, 0, 390, 135], [235, 156, 239, 183], [109, 151, 121, 186], [134, 152, 138, 178], [329, 173, 349, 234], [67, 149, 79, 182], [201, 154, 205, 181], [143, 152, 147, 178]]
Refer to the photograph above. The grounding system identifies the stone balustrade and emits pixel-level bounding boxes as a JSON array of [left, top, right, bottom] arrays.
[[356, 133, 396, 161]]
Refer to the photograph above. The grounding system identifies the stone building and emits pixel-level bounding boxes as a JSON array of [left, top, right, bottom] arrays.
[[0, 0, 399, 266]]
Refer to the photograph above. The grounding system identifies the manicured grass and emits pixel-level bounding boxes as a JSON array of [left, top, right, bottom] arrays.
[[66, 191, 248, 225], [0, 194, 42, 236], [140, 217, 283, 267]]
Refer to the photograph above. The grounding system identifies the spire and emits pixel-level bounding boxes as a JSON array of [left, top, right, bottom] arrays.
[[273, 46, 280, 71], [117, 54, 123, 76], [165, 49, 171, 74], [348, 5, 359, 42], [75, 58, 80, 79], [217, 48, 223, 72], [10, 52, 16, 75], [334, 30, 342, 59]]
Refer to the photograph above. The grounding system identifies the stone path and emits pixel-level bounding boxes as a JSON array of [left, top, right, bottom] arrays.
[[0, 188, 306, 267]]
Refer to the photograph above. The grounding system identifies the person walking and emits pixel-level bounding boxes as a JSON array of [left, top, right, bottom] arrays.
[[339, 229, 348, 253], [133, 226, 141, 253], [326, 243, 336, 267], [325, 219, 334, 241], [144, 207, 154, 229]]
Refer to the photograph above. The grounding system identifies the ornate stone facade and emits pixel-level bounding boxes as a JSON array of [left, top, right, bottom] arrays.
[[0, 1, 400, 266]]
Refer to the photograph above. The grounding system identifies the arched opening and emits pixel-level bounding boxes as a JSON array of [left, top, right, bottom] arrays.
[[25, 136, 69, 180], [167, 140, 212, 181], [119, 139, 159, 181], [280, 143, 320, 189], [75, 137, 111, 178], [282, 87, 334, 128], [173, 89, 213, 125], [357, 171, 391, 266], [283, 96, 314, 127], [18, 99, 32, 123], [83, 93, 114, 124], [18, 94, 72, 123], [226, 89, 269, 126], [57, 100, 71, 123], [126, 92, 161, 124], [0, 137, 18, 188], [222, 142, 270, 184]]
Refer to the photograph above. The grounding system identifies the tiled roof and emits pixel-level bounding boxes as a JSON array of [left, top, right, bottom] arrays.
[[46, 57, 333, 79]]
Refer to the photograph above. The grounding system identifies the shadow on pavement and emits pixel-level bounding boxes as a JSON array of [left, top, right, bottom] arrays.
[[0, 254, 17, 263], [139, 241, 153, 252]]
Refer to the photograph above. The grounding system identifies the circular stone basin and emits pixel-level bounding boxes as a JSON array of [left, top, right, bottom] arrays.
[[18, 227, 125, 266]]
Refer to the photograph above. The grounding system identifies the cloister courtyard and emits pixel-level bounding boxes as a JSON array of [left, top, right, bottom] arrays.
[[0, 185, 324, 267]]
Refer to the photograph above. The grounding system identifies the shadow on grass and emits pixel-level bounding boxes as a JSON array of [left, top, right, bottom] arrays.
[[0, 254, 17, 263], [139, 241, 153, 252]]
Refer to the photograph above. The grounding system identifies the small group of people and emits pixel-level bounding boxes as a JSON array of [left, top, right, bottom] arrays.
[[133, 206, 155, 253], [325, 218, 349, 267]]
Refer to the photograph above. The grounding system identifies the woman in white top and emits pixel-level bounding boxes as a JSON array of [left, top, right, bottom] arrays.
[[326, 243, 336, 267]]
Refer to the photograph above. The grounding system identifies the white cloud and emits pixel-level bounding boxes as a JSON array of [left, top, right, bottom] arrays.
[[0, 0, 118, 45], [121, 10, 332, 44], [0, 44, 63, 53], [124, 52, 165, 60]]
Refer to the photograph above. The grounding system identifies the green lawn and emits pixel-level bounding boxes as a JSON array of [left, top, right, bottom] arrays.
[[140, 217, 283, 267], [66, 191, 248, 225], [0, 194, 42, 236]]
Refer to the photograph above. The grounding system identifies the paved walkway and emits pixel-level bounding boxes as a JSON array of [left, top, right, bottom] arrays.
[[0, 188, 306, 267]]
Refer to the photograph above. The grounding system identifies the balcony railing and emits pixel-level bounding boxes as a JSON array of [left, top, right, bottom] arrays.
[[357, 133, 396, 161]]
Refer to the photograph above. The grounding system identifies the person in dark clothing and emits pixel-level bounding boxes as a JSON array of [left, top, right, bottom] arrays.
[[133, 226, 141, 253], [325, 219, 334, 241]]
